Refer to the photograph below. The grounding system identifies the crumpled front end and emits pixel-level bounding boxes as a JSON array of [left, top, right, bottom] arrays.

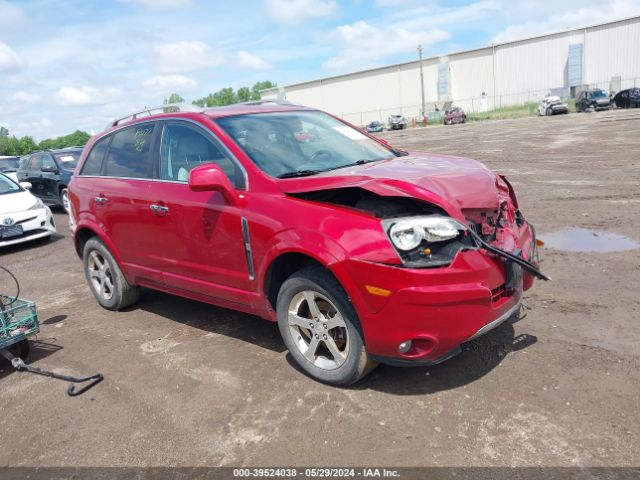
[[322, 173, 542, 364]]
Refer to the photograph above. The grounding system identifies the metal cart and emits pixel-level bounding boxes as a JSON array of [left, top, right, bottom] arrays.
[[1, 267, 103, 396]]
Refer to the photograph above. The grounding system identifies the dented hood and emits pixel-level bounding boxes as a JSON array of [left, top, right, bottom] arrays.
[[279, 152, 503, 212]]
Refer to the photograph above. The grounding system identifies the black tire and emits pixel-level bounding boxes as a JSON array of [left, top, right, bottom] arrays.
[[8, 339, 30, 360], [276, 267, 377, 385], [83, 237, 140, 311], [59, 187, 70, 214], [546, 107, 553, 116]]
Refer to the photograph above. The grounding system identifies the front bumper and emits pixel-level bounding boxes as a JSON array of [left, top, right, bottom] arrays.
[[0, 207, 56, 248], [333, 237, 535, 364]]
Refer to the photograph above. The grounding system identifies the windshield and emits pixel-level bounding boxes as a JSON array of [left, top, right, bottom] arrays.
[[0, 158, 20, 172], [0, 173, 20, 195], [590, 90, 607, 99], [216, 111, 396, 178], [54, 150, 81, 169]]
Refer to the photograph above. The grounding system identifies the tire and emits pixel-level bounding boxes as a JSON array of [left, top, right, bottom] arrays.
[[83, 237, 140, 310], [8, 339, 30, 360], [546, 107, 553, 116], [276, 267, 377, 385], [60, 187, 70, 214]]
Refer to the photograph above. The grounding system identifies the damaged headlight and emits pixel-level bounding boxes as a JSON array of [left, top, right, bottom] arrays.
[[382, 215, 475, 267]]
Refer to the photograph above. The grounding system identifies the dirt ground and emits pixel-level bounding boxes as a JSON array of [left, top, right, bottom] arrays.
[[1, 109, 639, 467]]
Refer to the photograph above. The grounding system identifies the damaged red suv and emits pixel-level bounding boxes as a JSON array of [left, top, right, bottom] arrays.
[[69, 102, 546, 385]]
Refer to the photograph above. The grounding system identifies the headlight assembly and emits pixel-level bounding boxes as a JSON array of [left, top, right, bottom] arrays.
[[28, 198, 46, 210], [382, 215, 475, 267]]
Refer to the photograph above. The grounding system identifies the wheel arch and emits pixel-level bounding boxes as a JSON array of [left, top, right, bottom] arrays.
[[263, 251, 338, 312], [73, 225, 123, 267]]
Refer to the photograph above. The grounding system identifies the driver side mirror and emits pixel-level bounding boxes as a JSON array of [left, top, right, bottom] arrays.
[[20, 181, 32, 190], [188, 163, 240, 205]]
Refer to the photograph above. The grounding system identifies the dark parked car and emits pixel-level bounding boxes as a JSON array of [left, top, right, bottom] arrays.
[[612, 88, 640, 109], [443, 106, 466, 125], [387, 115, 406, 130], [17, 147, 82, 213], [366, 121, 384, 133], [576, 89, 610, 112], [0, 156, 20, 182]]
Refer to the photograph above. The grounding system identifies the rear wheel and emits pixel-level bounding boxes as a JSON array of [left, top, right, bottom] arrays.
[[60, 188, 70, 214], [277, 267, 376, 385], [83, 237, 140, 310]]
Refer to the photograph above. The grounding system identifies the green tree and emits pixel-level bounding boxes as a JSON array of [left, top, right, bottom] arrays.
[[250, 80, 277, 100], [163, 93, 185, 104], [190, 80, 276, 107], [38, 130, 90, 150], [237, 86, 251, 103]]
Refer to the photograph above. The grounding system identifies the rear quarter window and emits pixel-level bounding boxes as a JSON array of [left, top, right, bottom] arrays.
[[103, 124, 156, 178], [80, 136, 111, 176]]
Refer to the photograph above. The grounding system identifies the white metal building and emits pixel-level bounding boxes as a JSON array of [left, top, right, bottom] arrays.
[[261, 16, 640, 125]]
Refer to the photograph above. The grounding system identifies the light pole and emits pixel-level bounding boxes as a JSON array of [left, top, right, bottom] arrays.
[[418, 44, 426, 126]]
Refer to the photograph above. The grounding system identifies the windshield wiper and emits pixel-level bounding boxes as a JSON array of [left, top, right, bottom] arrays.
[[277, 169, 322, 179], [324, 159, 383, 172]]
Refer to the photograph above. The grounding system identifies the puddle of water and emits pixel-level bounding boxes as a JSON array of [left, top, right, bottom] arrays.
[[541, 228, 640, 252]]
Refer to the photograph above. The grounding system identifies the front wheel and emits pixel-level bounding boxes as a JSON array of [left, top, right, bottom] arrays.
[[546, 107, 553, 116], [277, 267, 377, 385], [83, 237, 140, 310]]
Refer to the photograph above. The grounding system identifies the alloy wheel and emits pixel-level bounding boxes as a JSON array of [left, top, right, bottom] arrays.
[[287, 290, 349, 370], [87, 250, 114, 301]]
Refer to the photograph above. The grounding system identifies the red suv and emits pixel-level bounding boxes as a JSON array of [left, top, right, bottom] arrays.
[[69, 102, 546, 385]]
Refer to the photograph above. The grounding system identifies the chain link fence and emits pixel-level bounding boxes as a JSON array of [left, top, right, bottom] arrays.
[[336, 77, 640, 128]]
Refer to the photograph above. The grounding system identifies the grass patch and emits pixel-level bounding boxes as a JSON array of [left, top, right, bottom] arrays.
[[468, 102, 539, 122]]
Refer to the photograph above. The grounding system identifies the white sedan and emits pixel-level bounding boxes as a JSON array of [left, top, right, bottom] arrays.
[[0, 173, 56, 248]]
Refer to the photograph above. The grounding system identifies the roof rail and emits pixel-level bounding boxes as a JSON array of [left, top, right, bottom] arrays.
[[108, 103, 204, 128]]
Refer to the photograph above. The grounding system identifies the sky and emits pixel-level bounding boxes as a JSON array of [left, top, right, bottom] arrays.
[[1, 0, 639, 140]]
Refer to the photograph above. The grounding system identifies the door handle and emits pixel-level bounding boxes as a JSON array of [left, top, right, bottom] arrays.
[[150, 204, 169, 215], [94, 196, 108, 204]]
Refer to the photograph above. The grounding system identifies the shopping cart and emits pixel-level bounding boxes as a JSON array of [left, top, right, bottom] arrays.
[[1, 266, 103, 396]]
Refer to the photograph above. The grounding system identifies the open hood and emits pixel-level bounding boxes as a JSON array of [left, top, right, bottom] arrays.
[[279, 153, 505, 214]]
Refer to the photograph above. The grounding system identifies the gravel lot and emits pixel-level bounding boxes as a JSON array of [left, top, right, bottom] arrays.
[[1, 109, 639, 467]]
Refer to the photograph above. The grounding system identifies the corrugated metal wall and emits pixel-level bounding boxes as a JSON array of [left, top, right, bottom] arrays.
[[262, 16, 640, 123]]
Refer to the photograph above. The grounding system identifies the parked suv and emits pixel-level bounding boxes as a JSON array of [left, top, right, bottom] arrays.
[[17, 147, 82, 213], [575, 89, 610, 112], [69, 103, 545, 385]]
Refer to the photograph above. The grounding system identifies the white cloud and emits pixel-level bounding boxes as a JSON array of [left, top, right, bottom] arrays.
[[0, 0, 24, 26], [54, 86, 122, 106], [264, 0, 338, 24], [154, 41, 226, 73], [0, 42, 25, 73], [236, 50, 272, 70], [492, 0, 640, 43], [142, 74, 197, 93], [12, 91, 40, 104], [118, 0, 193, 8], [323, 20, 450, 69]]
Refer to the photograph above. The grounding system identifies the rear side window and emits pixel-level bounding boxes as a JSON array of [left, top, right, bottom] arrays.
[[103, 124, 155, 179], [81, 137, 111, 176]]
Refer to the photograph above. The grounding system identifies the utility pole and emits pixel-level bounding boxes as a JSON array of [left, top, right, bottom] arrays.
[[418, 44, 426, 126]]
